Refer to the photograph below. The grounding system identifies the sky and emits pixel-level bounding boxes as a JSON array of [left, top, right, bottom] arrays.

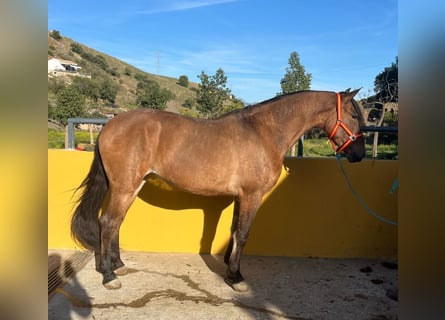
[[48, 0, 397, 104]]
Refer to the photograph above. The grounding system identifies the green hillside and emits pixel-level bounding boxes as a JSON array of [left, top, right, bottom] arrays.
[[48, 30, 197, 116]]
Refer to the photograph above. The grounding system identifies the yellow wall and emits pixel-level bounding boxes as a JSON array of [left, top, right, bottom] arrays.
[[48, 150, 398, 258]]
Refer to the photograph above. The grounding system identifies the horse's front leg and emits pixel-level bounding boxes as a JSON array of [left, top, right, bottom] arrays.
[[225, 193, 262, 292]]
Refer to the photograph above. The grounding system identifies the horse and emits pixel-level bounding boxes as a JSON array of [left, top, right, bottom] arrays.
[[71, 89, 366, 292]]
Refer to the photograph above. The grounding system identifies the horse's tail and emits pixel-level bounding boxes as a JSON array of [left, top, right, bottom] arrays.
[[71, 141, 108, 250]]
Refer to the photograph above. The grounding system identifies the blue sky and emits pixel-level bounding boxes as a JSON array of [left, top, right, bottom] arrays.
[[48, 0, 397, 104]]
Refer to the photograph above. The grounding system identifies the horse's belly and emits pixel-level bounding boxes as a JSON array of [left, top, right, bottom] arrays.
[[153, 168, 239, 197]]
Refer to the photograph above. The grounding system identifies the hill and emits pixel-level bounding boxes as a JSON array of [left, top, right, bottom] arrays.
[[48, 30, 197, 115]]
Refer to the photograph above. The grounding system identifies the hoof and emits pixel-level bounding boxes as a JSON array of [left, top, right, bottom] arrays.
[[224, 278, 250, 292], [103, 278, 122, 290], [114, 266, 131, 276]]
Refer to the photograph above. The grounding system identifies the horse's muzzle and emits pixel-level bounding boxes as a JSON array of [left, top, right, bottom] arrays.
[[345, 136, 365, 162], [346, 152, 364, 162]]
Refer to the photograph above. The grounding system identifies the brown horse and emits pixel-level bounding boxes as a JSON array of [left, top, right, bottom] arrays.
[[71, 89, 365, 291]]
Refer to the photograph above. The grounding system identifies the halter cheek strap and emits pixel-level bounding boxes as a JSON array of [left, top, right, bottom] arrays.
[[328, 93, 362, 153]]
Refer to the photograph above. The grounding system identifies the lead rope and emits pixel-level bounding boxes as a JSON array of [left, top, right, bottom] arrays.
[[335, 154, 398, 227]]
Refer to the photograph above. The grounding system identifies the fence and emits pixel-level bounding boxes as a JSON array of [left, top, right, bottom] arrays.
[[294, 125, 398, 157], [66, 118, 109, 149]]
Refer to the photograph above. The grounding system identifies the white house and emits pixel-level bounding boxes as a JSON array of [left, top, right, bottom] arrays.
[[48, 57, 82, 73], [48, 57, 66, 73], [48, 57, 89, 78]]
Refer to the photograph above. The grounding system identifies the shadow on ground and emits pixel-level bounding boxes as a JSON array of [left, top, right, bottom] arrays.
[[48, 253, 92, 320], [48, 251, 397, 320]]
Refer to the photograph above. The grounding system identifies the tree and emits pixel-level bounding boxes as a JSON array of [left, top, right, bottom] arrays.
[[70, 42, 83, 54], [99, 79, 118, 104], [279, 51, 312, 94], [363, 57, 399, 158], [93, 54, 109, 71], [374, 56, 398, 102], [195, 68, 232, 118], [50, 30, 62, 41], [71, 77, 100, 102], [136, 80, 175, 110], [48, 77, 66, 95], [54, 86, 85, 125], [221, 97, 245, 114], [178, 75, 189, 88], [280, 51, 312, 156]]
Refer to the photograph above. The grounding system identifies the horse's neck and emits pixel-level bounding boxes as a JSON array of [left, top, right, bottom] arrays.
[[251, 94, 330, 157]]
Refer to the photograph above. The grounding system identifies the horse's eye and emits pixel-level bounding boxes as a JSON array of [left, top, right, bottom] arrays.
[[351, 114, 359, 119]]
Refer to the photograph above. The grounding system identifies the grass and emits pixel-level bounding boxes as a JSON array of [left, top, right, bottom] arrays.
[[48, 128, 99, 149], [48, 129, 398, 159], [366, 143, 398, 160], [300, 139, 334, 157], [288, 138, 398, 159]]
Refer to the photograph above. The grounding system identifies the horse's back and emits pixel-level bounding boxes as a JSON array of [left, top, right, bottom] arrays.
[[100, 108, 256, 157]]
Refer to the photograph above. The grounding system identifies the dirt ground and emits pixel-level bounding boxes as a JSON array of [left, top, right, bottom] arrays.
[[48, 250, 397, 320]]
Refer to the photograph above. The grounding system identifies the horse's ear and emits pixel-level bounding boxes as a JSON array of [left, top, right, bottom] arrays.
[[341, 88, 360, 102], [349, 88, 360, 98]]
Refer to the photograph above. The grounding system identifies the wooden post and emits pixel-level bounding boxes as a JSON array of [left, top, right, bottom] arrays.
[[89, 124, 94, 145], [290, 144, 296, 157], [372, 103, 385, 158]]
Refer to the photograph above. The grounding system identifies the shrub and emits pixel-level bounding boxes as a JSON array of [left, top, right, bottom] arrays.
[[136, 80, 175, 110], [50, 30, 62, 41], [54, 86, 85, 125], [93, 55, 109, 71], [178, 75, 189, 88], [70, 42, 83, 54]]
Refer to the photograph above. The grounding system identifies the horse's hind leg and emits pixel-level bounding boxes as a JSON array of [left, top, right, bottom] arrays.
[[110, 230, 127, 274], [99, 182, 144, 289], [225, 192, 262, 292], [109, 228, 134, 276], [94, 233, 125, 273]]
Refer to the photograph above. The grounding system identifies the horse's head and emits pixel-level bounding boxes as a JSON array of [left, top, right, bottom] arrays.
[[327, 89, 366, 162]]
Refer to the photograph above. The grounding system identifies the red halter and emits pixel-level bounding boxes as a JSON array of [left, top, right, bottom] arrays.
[[328, 93, 362, 153]]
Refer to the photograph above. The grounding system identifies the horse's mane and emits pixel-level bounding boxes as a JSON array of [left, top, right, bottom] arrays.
[[253, 90, 323, 107], [218, 90, 318, 119], [217, 90, 365, 123], [351, 98, 366, 126]]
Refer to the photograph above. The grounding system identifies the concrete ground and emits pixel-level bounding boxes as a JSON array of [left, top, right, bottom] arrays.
[[48, 250, 397, 320]]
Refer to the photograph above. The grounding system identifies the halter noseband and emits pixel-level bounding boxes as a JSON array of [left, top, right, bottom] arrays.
[[328, 93, 362, 153]]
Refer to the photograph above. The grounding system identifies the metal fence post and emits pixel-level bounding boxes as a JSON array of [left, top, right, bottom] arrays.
[[67, 120, 75, 149]]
